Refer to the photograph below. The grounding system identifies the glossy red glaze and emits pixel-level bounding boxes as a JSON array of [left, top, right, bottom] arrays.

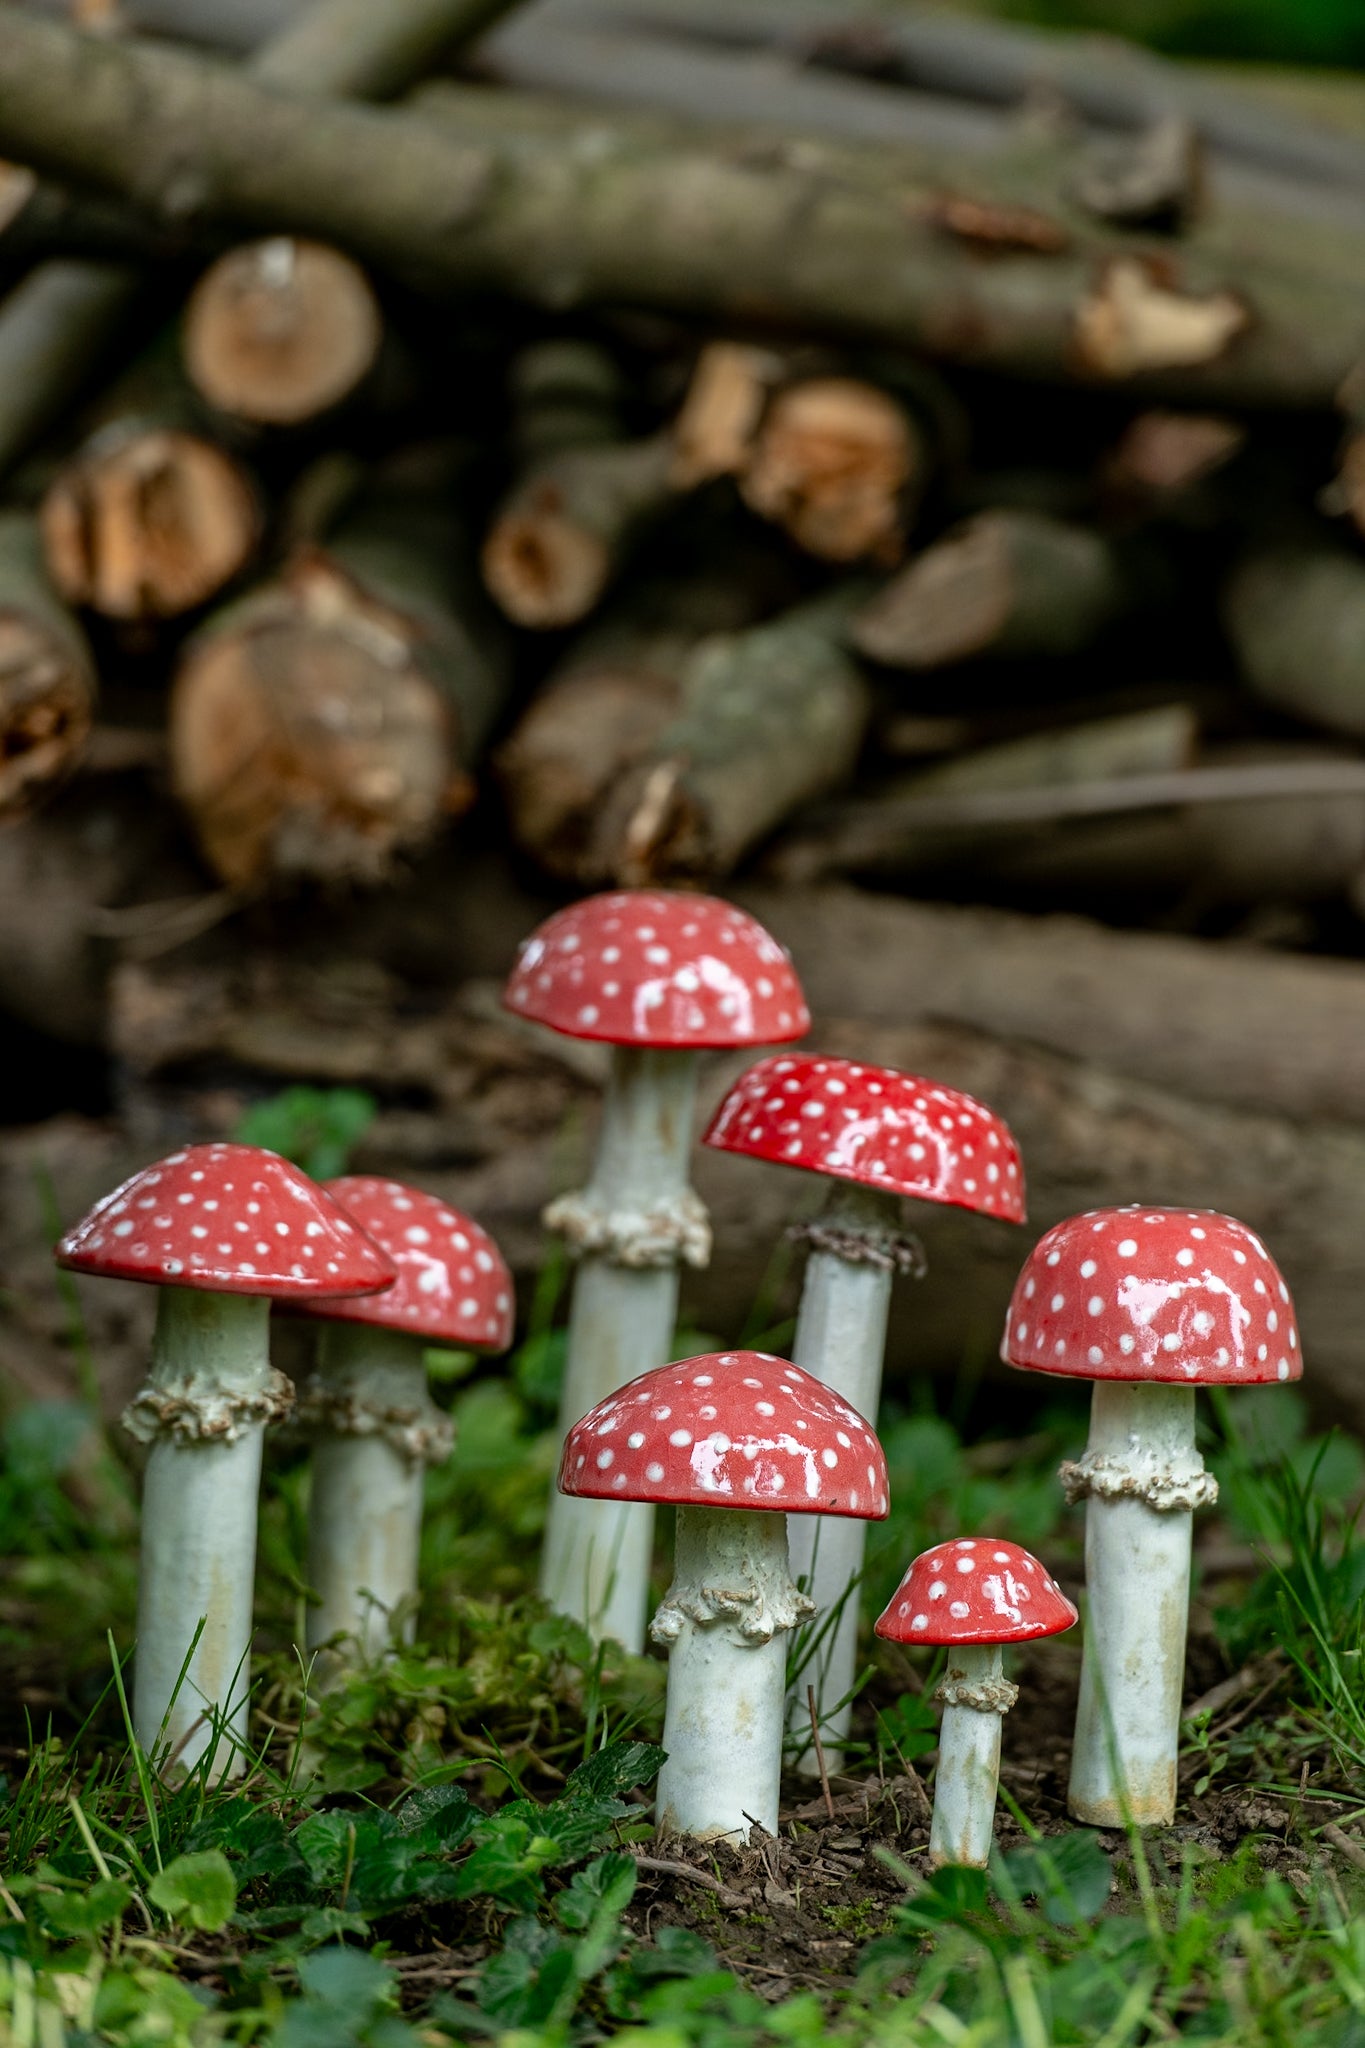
[[300, 1178, 514, 1350], [1002, 1206, 1300, 1385], [56, 1143, 395, 1300], [875, 1537, 1077, 1647], [704, 1053, 1025, 1221], [558, 1349, 888, 1518], [503, 891, 808, 1049]]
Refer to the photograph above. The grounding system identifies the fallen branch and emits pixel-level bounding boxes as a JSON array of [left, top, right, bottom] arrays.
[[0, 511, 97, 821]]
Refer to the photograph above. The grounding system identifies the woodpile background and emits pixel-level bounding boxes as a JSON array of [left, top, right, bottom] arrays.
[[6, 0, 1365, 1430]]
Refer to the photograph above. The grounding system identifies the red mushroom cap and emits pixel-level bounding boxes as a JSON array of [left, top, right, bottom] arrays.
[[558, 1349, 888, 1517], [875, 1538, 1077, 1647], [302, 1178, 514, 1351], [503, 891, 808, 1050], [703, 1053, 1025, 1222], [55, 1143, 395, 1300], [1002, 1206, 1301, 1386]]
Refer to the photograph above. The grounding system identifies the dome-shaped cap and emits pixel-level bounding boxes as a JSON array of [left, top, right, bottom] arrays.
[[875, 1537, 1077, 1647], [503, 890, 808, 1050], [301, 1178, 513, 1351], [559, 1349, 888, 1518], [704, 1053, 1025, 1222], [56, 1143, 395, 1300], [1002, 1206, 1301, 1386]]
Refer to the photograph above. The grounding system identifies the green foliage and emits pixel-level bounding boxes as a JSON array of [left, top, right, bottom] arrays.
[[232, 1086, 378, 1181], [987, 0, 1365, 66], [148, 1852, 237, 1932]]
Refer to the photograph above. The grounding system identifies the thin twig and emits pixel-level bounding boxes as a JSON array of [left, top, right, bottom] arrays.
[[807, 1684, 835, 1822], [1321, 1822, 1365, 1874], [629, 1852, 750, 1909]]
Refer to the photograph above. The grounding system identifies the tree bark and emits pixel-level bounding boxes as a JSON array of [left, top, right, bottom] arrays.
[[182, 235, 382, 425], [0, 510, 97, 822], [500, 586, 869, 884], [850, 509, 1141, 670], [1223, 546, 1365, 740], [170, 481, 509, 890], [2, 22, 1364, 407]]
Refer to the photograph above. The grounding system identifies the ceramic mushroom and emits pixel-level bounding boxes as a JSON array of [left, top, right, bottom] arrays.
[[704, 1054, 1024, 1769], [876, 1537, 1076, 1867], [559, 1349, 888, 1841], [56, 1143, 394, 1778], [295, 1178, 514, 1668], [504, 891, 808, 1653], [1002, 1205, 1300, 1827]]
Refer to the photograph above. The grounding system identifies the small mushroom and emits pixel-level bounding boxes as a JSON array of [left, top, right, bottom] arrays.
[[560, 1348, 888, 1842], [876, 1538, 1077, 1867], [1002, 1205, 1300, 1826], [704, 1053, 1024, 1768], [296, 1177, 514, 1668], [56, 1143, 393, 1778], [504, 890, 808, 1652]]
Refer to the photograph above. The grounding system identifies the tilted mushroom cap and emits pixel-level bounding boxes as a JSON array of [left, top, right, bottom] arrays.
[[56, 1143, 395, 1300], [302, 1177, 514, 1351], [875, 1537, 1077, 1647], [503, 890, 808, 1050], [559, 1349, 888, 1518], [704, 1053, 1025, 1222], [1002, 1206, 1301, 1386]]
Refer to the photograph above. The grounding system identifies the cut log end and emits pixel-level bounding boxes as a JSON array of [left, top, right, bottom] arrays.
[[41, 425, 259, 621], [852, 515, 1013, 668], [0, 608, 94, 820], [480, 497, 611, 629], [171, 563, 458, 892], [183, 237, 383, 426], [740, 377, 917, 563]]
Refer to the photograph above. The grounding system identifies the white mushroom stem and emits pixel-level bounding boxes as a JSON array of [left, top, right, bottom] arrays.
[[125, 1286, 289, 1782], [929, 1644, 1017, 1868], [301, 1323, 453, 1671], [1065, 1380, 1218, 1828], [786, 1180, 905, 1773], [541, 1047, 706, 1652], [653, 1505, 814, 1842]]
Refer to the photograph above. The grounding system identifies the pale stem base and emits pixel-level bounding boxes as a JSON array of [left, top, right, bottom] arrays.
[[305, 1323, 432, 1669], [133, 1287, 270, 1782], [786, 1182, 896, 1774], [654, 1506, 806, 1842], [930, 1643, 1007, 1868], [541, 1046, 699, 1653], [1069, 1381, 1199, 1828]]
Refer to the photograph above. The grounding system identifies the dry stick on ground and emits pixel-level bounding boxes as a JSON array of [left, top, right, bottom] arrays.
[[0, 0, 527, 481], [170, 478, 508, 891], [5, 26, 1365, 407], [39, 350, 262, 624], [482, 339, 678, 629], [500, 585, 870, 885], [1223, 545, 1365, 740], [850, 508, 1148, 670], [0, 509, 97, 821], [182, 236, 383, 427]]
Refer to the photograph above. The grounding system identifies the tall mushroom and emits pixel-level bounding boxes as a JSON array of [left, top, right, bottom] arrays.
[[875, 1538, 1076, 1867], [1002, 1205, 1300, 1826], [56, 1143, 394, 1779], [560, 1349, 888, 1841], [704, 1054, 1024, 1768], [504, 890, 808, 1652], [296, 1178, 514, 1668]]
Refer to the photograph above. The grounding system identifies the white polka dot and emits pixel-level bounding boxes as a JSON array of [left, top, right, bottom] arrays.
[[1118, 1238, 1138, 1257]]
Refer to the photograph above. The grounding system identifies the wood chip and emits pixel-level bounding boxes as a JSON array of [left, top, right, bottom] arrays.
[[1075, 259, 1249, 378]]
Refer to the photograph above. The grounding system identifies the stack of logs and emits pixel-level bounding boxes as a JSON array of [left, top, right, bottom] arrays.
[[11, 0, 1365, 1422]]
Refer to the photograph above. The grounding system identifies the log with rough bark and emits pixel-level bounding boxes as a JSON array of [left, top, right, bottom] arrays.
[[182, 235, 383, 425], [3, 21, 1365, 408], [1223, 545, 1365, 739], [0, 0, 520, 481], [482, 340, 677, 628], [170, 480, 509, 891], [0, 510, 97, 821], [499, 585, 869, 884], [851, 507, 1165, 671]]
